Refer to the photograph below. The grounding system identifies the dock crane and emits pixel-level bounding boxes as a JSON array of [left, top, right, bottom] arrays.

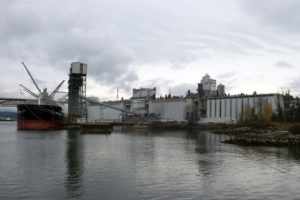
[[19, 62, 65, 105]]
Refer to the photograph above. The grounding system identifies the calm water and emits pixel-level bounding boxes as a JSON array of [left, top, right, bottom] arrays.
[[1, 122, 300, 200]]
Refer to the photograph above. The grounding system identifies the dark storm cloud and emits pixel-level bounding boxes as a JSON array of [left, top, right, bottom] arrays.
[[274, 61, 293, 68]]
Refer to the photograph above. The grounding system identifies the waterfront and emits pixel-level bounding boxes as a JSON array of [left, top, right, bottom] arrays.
[[1, 122, 300, 199]]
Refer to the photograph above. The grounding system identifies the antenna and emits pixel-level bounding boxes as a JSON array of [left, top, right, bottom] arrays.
[[21, 62, 42, 95]]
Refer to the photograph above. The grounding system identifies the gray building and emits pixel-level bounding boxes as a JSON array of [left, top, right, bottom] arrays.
[[131, 87, 156, 115], [202, 93, 284, 124], [201, 74, 216, 91], [87, 100, 130, 122], [148, 97, 194, 122], [217, 84, 225, 96]]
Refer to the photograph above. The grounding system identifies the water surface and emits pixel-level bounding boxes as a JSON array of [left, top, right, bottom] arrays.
[[0, 122, 300, 199]]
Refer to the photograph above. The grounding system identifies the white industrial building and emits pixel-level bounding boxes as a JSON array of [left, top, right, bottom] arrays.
[[131, 87, 156, 114], [87, 101, 128, 122], [87, 97, 194, 122], [201, 74, 216, 91], [202, 94, 284, 124], [86, 74, 285, 124], [148, 98, 194, 122]]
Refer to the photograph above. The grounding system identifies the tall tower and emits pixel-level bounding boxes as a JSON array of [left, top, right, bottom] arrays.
[[68, 62, 87, 122]]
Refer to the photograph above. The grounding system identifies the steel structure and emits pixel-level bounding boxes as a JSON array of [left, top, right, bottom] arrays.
[[86, 97, 139, 116], [20, 62, 65, 105], [68, 62, 87, 122]]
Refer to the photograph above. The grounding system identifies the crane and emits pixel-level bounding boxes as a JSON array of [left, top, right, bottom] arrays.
[[20, 62, 65, 105]]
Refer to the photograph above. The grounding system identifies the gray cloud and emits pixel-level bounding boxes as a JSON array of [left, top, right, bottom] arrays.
[[1, 0, 299, 99], [141, 78, 173, 97], [142, 78, 196, 97], [217, 71, 237, 80], [169, 83, 196, 96], [170, 63, 186, 70], [275, 61, 293, 68], [289, 77, 300, 97], [240, 0, 300, 33], [113, 71, 139, 94]]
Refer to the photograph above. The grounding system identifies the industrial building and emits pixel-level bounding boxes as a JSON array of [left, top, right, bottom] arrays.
[[88, 100, 129, 122], [86, 74, 284, 124], [217, 84, 225, 96], [148, 98, 194, 122], [201, 74, 216, 91], [87, 97, 194, 123], [202, 93, 283, 124], [130, 87, 156, 114], [87, 88, 156, 122]]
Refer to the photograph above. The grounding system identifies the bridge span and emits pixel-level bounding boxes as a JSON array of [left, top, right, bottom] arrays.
[[0, 98, 37, 107]]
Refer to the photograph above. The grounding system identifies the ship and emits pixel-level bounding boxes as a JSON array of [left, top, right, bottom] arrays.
[[17, 104, 64, 130], [17, 62, 65, 130]]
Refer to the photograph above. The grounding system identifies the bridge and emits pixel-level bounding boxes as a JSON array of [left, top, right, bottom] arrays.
[[0, 98, 38, 107], [0, 97, 140, 117], [0, 97, 139, 114]]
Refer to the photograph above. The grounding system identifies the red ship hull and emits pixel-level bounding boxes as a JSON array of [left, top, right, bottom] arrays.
[[17, 119, 64, 130], [17, 104, 64, 130]]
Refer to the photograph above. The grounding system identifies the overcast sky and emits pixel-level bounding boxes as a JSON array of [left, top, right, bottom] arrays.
[[1, 0, 300, 100]]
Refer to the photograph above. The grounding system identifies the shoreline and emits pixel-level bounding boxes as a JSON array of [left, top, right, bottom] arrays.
[[214, 127, 300, 147]]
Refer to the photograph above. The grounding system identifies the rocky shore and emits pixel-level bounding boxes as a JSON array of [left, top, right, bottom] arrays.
[[214, 127, 300, 146]]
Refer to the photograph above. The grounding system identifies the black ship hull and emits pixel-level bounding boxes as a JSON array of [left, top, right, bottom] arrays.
[[17, 104, 64, 130]]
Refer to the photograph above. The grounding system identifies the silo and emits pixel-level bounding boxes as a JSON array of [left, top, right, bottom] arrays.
[[211, 99, 216, 119], [216, 99, 220, 118], [221, 99, 226, 118], [231, 98, 236, 121], [206, 100, 211, 118], [68, 62, 87, 122], [226, 98, 231, 119]]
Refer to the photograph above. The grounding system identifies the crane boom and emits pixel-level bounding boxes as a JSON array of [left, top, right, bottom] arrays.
[[21, 62, 42, 95], [19, 84, 39, 98], [50, 80, 65, 97]]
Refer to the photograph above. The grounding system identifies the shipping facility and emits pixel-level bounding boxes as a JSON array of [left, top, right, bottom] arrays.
[[86, 74, 284, 124]]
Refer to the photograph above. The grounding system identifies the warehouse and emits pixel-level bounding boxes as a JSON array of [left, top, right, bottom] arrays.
[[202, 93, 284, 124], [87, 100, 129, 122], [148, 98, 194, 122]]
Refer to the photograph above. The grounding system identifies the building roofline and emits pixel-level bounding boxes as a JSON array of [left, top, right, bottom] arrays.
[[149, 97, 190, 102], [207, 93, 281, 100]]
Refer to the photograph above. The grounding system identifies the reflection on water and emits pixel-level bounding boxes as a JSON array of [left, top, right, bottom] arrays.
[[288, 147, 300, 160], [1, 122, 300, 200], [65, 130, 83, 199]]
